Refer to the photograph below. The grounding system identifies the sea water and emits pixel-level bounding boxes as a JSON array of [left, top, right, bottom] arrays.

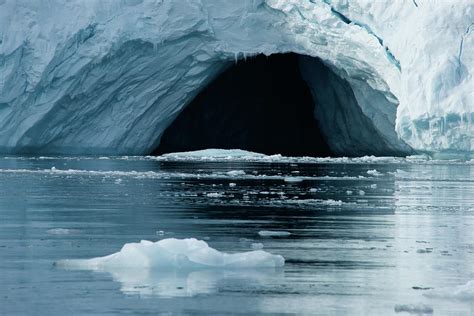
[[0, 151, 473, 315]]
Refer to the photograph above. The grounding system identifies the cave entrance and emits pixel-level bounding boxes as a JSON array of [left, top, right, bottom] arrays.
[[154, 53, 332, 157]]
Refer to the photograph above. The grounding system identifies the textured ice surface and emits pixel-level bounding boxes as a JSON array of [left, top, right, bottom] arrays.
[[57, 238, 285, 270], [0, 0, 472, 154]]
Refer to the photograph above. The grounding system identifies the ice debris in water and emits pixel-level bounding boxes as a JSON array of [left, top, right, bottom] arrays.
[[367, 169, 382, 176], [206, 192, 224, 198], [258, 231, 291, 237], [424, 280, 474, 300], [394, 304, 433, 314], [56, 238, 284, 269], [226, 170, 246, 176], [284, 177, 303, 183], [47, 228, 80, 235]]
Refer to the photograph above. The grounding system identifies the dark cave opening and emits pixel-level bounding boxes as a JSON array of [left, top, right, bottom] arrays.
[[154, 53, 332, 157]]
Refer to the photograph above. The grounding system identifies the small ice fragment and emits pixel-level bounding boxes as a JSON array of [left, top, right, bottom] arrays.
[[258, 230, 291, 237], [226, 170, 246, 176], [346, 190, 353, 195], [47, 228, 79, 235], [206, 192, 224, 198], [51, 166, 56, 171], [251, 243, 264, 250], [394, 304, 433, 314], [358, 190, 365, 196], [156, 230, 165, 236], [229, 182, 236, 187], [370, 184, 377, 189], [309, 188, 318, 192], [115, 178, 123, 184], [367, 169, 382, 176], [284, 177, 303, 183]]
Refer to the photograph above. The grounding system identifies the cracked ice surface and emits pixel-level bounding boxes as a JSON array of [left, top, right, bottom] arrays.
[[0, 0, 472, 154]]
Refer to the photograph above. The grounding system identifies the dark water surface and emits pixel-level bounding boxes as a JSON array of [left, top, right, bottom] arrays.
[[0, 155, 473, 315]]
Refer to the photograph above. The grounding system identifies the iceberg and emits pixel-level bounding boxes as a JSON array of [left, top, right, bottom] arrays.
[[56, 238, 285, 270], [0, 0, 472, 155]]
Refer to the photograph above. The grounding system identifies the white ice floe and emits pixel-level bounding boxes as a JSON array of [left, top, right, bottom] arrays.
[[285, 199, 345, 206], [47, 228, 80, 235], [258, 231, 291, 237], [424, 280, 474, 301], [284, 177, 304, 183], [206, 192, 225, 198], [367, 169, 383, 176], [56, 238, 284, 270]]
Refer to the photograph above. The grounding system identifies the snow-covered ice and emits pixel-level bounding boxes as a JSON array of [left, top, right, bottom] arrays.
[[0, 1, 472, 155]]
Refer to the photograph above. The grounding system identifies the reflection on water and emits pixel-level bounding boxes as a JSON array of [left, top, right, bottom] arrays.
[[103, 268, 282, 298], [0, 155, 473, 315]]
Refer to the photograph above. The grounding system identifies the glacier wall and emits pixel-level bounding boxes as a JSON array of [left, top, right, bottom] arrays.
[[0, 0, 472, 155]]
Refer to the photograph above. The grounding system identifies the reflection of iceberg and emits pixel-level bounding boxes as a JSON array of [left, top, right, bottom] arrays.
[[104, 268, 281, 298], [57, 238, 284, 297]]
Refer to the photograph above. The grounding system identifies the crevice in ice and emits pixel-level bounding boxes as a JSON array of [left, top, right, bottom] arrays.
[[412, 0, 419, 8], [319, 0, 401, 72], [457, 23, 473, 79]]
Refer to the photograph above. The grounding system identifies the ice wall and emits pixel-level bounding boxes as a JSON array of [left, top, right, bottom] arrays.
[[0, 0, 472, 155]]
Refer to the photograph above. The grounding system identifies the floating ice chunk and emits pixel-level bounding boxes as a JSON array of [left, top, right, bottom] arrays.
[[367, 169, 382, 176], [394, 303, 433, 314], [226, 170, 246, 176], [284, 177, 303, 183], [258, 230, 291, 237], [424, 280, 474, 300], [346, 190, 353, 195], [359, 190, 366, 196], [47, 228, 80, 235], [57, 238, 284, 270], [229, 182, 237, 187], [206, 192, 224, 198], [159, 149, 266, 161]]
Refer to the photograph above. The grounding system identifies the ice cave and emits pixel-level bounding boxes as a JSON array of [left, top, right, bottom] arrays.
[[155, 53, 411, 157], [0, 0, 472, 156]]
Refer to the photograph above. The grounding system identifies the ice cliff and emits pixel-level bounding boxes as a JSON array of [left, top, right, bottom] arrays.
[[0, 0, 472, 155]]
